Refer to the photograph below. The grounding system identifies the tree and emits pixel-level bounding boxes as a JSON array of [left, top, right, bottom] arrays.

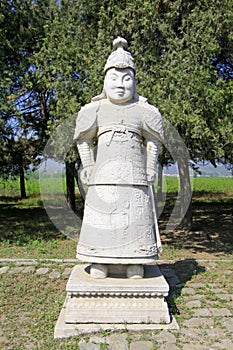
[[0, 0, 54, 197]]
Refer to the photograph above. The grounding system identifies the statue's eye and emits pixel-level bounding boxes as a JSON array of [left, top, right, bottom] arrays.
[[110, 75, 117, 81], [124, 76, 131, 81]]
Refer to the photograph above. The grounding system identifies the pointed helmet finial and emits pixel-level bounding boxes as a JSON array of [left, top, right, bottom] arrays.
[[104, 37, 136, 74], [112, 37, 128, 50]]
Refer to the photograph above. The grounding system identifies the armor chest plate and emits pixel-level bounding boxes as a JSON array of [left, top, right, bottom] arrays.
[[89, 102, 147, 185]]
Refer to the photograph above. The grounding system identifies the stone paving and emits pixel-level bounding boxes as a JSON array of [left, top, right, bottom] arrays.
[[0, 259, 232, 349]]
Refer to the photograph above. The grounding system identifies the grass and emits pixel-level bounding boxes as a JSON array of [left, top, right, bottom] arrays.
[[192, 176, 233, 193], [0, 261, 232, 349], [0, 272, 82, 349]]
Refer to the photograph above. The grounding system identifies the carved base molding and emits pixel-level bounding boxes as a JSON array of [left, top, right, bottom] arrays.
[[54, 264, 179, 338]]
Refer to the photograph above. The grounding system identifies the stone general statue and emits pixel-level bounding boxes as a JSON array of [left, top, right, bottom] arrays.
[[74, 37, 164, 279]]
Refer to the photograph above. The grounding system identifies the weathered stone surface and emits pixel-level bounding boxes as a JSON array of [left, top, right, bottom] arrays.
[[218, 339, 233, 350], [156, 330, 176, 344], [182, 344, 209, 350], [180, 328, 202, 340], [130, 341, 153, 350], [181, 287, 195, 295], [212, 288, 224, 294], [0, 266, 9, 274], [209, 308, 232, 317], [190, 293, 204, 299], [107, 333, 128, 350], [206, 327, 226, 338], [54, 304, 179, 339], [79, 341, 100, 350], [35, 267, 49, 275], [222, 317, 233, 332], [8, 267, 24, 274], [89, 335, 106, 344], [216, 294, 232, 301], [62, 267, 73, 277], [193, 308, 211, 317], [183, 317, 214, 328], [188, 283, 205, 288], [185, 300, 202, 308], [163, 344, 180, 350], [65, 295, 170, 324], [22, 266, 36, 274], [0, 335, 8, 343], [65, 265, 170, 324], [67, 265, 169, 295], [49, 270, 61, 279]]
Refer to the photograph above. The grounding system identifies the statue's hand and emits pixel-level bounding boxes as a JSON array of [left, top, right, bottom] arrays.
[[147, 167, 156, 184], [80, 165, 94, 185]]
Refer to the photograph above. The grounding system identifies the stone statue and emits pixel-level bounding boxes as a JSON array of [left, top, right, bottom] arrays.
[[74, 37, 164, 279]]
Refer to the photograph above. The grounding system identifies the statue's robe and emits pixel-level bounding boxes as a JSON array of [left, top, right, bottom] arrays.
[[74, 97, 163, 264]]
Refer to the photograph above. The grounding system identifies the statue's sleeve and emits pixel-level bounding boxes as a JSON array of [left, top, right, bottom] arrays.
[[141, 103, 164, 143], [141, 102, 164, 183], [73, 102, 98, 169], [73, 102, 98, 142]]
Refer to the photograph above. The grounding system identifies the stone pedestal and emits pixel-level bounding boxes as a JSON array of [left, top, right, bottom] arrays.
[[54, 264, 178, 338]]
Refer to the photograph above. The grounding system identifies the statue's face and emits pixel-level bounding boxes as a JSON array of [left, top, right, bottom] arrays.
[[104, 68, 135, 104]]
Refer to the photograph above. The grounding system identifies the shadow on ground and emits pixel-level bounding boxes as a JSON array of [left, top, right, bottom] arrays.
[[159, 258, 206, 316], [0, 193, 232, 257], [159, 197, 233, 256]]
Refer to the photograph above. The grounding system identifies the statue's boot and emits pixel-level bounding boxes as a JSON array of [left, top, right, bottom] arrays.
[[127, 264, 144, 278], [90, 263, 109, 278]]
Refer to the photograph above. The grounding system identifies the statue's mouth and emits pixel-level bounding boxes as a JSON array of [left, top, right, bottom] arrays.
[[115, 89, 125, 95]]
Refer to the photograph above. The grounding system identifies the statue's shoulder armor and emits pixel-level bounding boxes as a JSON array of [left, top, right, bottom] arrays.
[[138, 98, 164, 141], [73, 101, 99, 141]]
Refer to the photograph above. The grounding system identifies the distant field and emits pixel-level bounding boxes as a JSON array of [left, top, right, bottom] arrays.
[[0, 174, 232, 197], [192, 176, 233, 193], [163, 175, 233, 194], [0, 173, 66, 197]]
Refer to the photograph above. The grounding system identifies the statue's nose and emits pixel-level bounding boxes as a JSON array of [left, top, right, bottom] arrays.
[[116, 78, 124, 88]]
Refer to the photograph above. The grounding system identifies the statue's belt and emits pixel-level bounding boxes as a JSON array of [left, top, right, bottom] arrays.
[[98, 125, 141, 146]]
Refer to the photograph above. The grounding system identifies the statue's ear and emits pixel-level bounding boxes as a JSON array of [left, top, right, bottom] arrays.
[[137, 94, 147, 102], [92, 90, 106, 102]]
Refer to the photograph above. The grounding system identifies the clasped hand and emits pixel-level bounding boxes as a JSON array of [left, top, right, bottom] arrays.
[[80, 165, 94, 185]]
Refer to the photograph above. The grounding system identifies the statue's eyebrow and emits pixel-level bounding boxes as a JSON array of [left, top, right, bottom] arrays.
[[109, 72, 132, 78]]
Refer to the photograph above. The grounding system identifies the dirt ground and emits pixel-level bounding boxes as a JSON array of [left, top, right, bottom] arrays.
[[159, 195, 233, 261]]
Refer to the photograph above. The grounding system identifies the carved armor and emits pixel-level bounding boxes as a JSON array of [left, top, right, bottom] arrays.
[[74, 97, 164, 264]]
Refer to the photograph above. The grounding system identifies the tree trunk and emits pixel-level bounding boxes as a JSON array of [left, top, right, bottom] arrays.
[[157, 163, 163, 202], [66, 161, 76, 211], [19, 166, 27, 199], [177, 158, 192, 231]]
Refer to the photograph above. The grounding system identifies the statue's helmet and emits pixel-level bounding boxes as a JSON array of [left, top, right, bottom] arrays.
[[104, 37, 136, 74]]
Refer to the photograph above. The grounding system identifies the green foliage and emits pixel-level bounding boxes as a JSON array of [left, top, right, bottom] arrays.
[[1, 0, 232, 182], [33, 0, 233, 167], [0, 0, 57, 195]]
